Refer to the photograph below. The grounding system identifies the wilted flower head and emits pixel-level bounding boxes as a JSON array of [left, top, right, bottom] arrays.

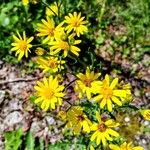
[[66, 106, 92, 134], [36, 56, 65, 73], [75, 67, 101, 99]]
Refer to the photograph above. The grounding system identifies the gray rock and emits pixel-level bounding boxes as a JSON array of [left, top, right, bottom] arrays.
[[0, 90, 5, 104], [4, 111, 23, 126]]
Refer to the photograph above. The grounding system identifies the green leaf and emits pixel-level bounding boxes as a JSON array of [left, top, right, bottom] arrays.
[[25, 131, 35, 150], [4, 128, 23, 150], [39, 138, 45, 150]]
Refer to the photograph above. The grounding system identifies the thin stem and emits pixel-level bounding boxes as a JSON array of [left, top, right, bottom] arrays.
[[41, 1, 57, 16], [64, 79, 77, 90], [32, 43, 46, 47]]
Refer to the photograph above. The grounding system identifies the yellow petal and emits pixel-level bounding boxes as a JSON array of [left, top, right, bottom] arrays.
[[111, 96, 122, 106], [109, 144, 120, 150], [110, 78, 118, 89], [107, 129, 119, 137], [96, 112, 101, 123], [105, 74, 110, 85], [90, 131, 98, 141], [107, 99, 112, 112]]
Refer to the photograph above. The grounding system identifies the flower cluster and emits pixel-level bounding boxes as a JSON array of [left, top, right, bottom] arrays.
[[75, 68, 132, 112], [11, 1, 146, 150]]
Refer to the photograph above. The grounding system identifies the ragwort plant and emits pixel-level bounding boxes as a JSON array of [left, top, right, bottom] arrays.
[[10, 0, 150, 149]]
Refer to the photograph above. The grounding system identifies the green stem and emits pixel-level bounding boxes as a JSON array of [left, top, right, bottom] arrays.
[[98, 0, 107, 25], [41, 1, 58, 16]]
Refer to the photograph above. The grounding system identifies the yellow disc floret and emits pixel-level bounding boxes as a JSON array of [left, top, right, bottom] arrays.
[[34, 76, 65, 110]]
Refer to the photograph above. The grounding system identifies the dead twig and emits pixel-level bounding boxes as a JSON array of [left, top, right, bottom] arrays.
[[0, 77, 42, 85]]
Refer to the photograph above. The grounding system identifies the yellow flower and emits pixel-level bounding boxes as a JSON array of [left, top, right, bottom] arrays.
[[93, 74, 131, 112], [22, 0, 29, 6], [65, 12, 88, 37], [57, 110, 67, 121], [66, 106, 92, 134], [11, 31, 34, 60], [37, 17, 64, 43], [34, 76, 65, 110], [49, 34, 81, 57], [109, 142, 143, 150], [35, 47, 45, 56], [36, 56, 65, 73], [90, 112, 119, 147], [75, 68, 101, 99], [46, 2, 59, 16], [140, 109, 150, 121]]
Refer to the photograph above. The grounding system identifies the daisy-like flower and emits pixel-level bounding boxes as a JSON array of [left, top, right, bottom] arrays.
[[36, 56, 65, 73], [64, 12, 88, 37], [49, 34, 81, 57], [34, 76, 65, 111], [66, 106, 92, 134], [11, 31, 34, 60], [90, 112, 119, 147], [109, 142, 143, 150], [46, 2, 59, 16], [93, 74, 132, 112], [37, 17, 64, 43], [75, 68, 101, 99], [140, 109, 150, 121]]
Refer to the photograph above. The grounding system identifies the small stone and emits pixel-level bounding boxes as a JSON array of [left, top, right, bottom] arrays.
[[142, 139, 146, 144], [124, 117, 130, 122], [144, 121, 150, 126], [45, 116, 56, 125], [4, 111, 23, 126], [30, 120, 43, 135], [9, 99, 22, 111]]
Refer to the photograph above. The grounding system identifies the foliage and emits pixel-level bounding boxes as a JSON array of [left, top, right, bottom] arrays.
[[4, 128, 23, 150], [2, 0, 150, 150]]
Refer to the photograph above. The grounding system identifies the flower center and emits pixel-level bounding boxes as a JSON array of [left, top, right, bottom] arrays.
[[48, 28, 54, 36], [61, 41, 70, 51], [98, 123, 106, 132], [77, 114, 85, 121], [73, 21, 80, 27], [19, 41, 27, 51], [44, 88, 54, 99], [84, 78, 92, 87], [101, 84, 113, 99], [48, 59, 57, 68]]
